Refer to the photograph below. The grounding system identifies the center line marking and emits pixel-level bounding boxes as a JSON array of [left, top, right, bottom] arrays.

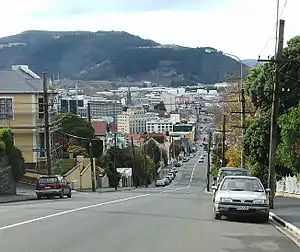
[[0, 194, 150, 231]]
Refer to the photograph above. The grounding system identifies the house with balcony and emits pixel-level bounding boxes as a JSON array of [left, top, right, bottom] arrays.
[[0, 65, 57, 170]]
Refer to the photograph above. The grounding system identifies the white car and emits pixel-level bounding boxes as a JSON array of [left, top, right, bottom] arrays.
[[213, 176, 270, 222]]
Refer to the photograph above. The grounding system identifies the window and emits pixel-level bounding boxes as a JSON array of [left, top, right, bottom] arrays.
[[38, 97, 44, 119], [220, 178, 264, 192], [0, 97, 13, 120]]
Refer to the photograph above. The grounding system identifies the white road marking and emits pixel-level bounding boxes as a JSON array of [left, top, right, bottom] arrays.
[[189, 158, 200, 183], [0, 194, 150, 231], [160, 186, 189, 193]]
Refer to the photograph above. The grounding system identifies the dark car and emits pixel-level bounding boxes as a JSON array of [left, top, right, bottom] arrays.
[[213, 167, 249, 191], [36, 175, 72, 199]]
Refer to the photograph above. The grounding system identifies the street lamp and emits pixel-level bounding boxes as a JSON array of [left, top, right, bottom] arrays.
[[205, 49, 245, 168]]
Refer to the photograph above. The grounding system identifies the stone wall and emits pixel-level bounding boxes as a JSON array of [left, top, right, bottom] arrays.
[[0, 166, 16, 195]]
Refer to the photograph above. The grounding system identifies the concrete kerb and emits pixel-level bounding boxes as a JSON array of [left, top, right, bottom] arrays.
[[0, 196, 37, 204], [269, 211, 300, 244]]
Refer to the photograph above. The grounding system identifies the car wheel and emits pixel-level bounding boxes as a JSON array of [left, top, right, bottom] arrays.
[[214, 213, 221, 220], [37, 195, 42, 200], [67, 190, 72, 198], [260, 214, 269, 223], [213, 207, 221, 220]]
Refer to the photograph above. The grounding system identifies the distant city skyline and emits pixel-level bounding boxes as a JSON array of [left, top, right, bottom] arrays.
[[1, 0, 300, 59]]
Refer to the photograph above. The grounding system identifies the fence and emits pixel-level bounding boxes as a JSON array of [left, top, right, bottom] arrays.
[[276, 176, 300, 195]]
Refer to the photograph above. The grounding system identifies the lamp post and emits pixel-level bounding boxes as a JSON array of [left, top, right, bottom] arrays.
[[205, 49, 245, 168]]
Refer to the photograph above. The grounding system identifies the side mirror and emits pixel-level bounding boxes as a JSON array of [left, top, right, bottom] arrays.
[[265, 188, 271, 193]]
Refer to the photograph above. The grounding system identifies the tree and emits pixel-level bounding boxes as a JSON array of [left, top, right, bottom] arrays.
[[243, 112, 271, 187], [67, 145, 88, 157], [245, 36, 300, 114], [59, 113, 94, 140], [169, 141, 181, 158], [59, 113, 103, 157], [225, 147, 241, 168], [154, 101, 166, 111], [0, 128, 25, 181], [277, 102, 300, 174], [98, 147, 155, 187]]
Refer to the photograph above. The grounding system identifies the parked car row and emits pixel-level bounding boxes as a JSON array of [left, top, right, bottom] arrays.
[[212, 167, 271, 223], [155, 167, 178, 187]]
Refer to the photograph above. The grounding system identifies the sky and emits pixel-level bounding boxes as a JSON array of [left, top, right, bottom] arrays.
[[1, 0, 300, 59]]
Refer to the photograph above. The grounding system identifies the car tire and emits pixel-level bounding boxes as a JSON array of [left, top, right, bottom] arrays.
[[260, 214, 269, 223], [67, 190, 72, 198], [213, 207, 221, 220], [37, 195, 42, 200]]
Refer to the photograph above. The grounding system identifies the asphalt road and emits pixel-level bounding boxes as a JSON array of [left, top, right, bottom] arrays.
[[0, 150, 299, 252]]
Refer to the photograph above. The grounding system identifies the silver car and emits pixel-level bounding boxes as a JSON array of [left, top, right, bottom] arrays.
[[213, 176, 270, 222]]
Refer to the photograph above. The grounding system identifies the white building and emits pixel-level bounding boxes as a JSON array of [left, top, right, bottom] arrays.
[[146, 121, 174, 133], [160, 92, 176, 112], [117, 108, 157, 134]]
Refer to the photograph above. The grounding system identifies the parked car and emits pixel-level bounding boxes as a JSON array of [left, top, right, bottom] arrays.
[[183, 157, 189, 162], [212, 167, 249, 191], [213, 176, 270, 222], [36, 175, 72, 199], [155, 179, 166, 187], [199, 156, 204, 163], [174, 161, 182, 167]]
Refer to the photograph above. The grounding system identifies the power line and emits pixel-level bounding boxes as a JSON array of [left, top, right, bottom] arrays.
[[258, 0, 288, 57]]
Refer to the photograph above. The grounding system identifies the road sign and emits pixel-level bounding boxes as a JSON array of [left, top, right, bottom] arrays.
[[33, 148, 45, 153]]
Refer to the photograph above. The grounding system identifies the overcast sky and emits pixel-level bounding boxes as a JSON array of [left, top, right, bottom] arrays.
[[1, 0, 299, 59]]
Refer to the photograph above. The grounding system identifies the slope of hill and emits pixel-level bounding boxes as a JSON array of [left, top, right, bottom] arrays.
[[0, 30, 248, 84], [241, 59, 261, 67]]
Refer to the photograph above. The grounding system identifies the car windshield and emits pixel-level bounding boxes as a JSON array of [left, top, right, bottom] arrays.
[[38, 177, 58, 184], [219, 170, 248, 180], [220, 178, 264, 192]]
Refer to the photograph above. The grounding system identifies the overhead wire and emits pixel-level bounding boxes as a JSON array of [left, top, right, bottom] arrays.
[[258, 0, 288, 58]]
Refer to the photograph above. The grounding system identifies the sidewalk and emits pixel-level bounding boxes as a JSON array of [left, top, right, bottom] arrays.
[[273, 196, 300, 229], [0, 194, 36, 203]]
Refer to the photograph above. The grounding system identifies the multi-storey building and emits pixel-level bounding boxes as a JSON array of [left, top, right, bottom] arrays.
[[0, 65, 58, 169], [117, 108, 157, 134], [146, 121, 174, 134], [89, 100, 123, 122]]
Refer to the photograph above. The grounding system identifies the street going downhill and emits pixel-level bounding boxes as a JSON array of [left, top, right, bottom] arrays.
[[0, 153, 298, 252]]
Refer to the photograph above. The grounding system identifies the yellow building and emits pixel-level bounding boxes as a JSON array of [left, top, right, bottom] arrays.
[[0, 65, 57, 169]]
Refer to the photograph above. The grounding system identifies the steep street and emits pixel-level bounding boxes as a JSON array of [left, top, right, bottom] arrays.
[[0, 154, 298, 252]]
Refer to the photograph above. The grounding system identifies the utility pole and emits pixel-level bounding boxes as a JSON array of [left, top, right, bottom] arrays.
[[87, 103, 96, 192], [221, 114, 226, 167], [241, 88, 246, 168], [206, 131, 212, 192], [114, 132, 118, 191], [43, 72, 51, 175], [143, 138, 148, 187], [268, 19, 285, 209], [130, 136, 138, 188]]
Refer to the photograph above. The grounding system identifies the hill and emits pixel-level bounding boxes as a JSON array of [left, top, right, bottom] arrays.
[[0, 30, 248, 85], [241, 59, 261, 67]]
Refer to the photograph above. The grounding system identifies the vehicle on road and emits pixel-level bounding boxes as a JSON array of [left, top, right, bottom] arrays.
[[174, 161, 182, 167], [212, 167, 249, 191], [199, 156, 204, 163], [155, 179, 166, 187], [213, 176, 270, 222], [183, 157, 189, 162], [36, 175, 72, 199], [170, 168, 178, 173]]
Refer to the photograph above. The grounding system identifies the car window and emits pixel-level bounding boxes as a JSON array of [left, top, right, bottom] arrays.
[[38, 177, 58, 184], [220, 178, 264, 192], [219, 170, 248, 181]]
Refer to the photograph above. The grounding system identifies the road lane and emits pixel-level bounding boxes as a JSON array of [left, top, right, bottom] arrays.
[[0, 152, 299, 252]]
